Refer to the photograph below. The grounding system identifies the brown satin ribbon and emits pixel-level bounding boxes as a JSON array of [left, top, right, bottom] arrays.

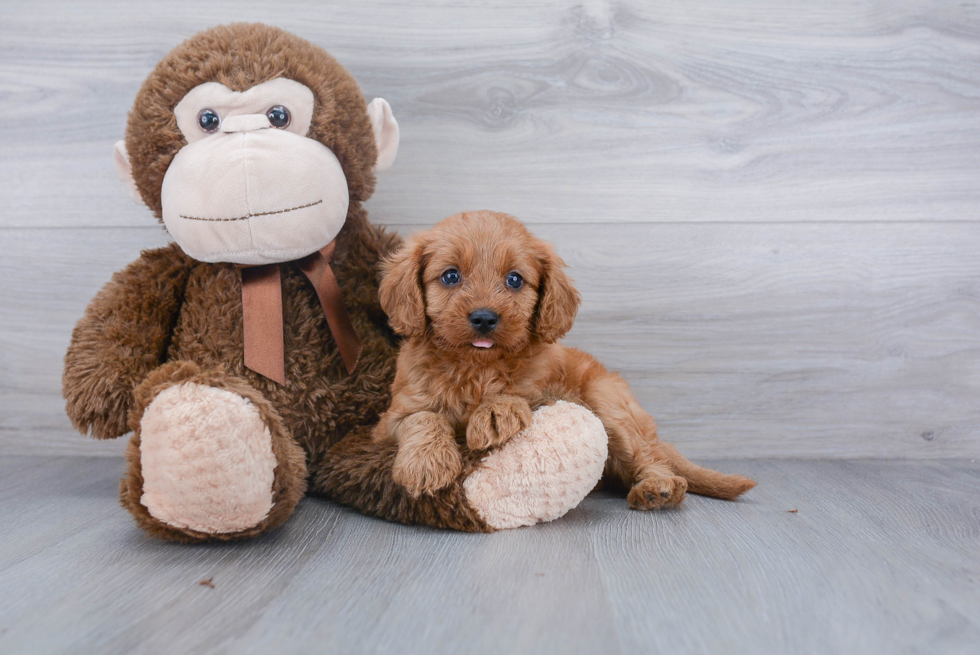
[[241, 264, 286, 384], [239, 241, 362, 385]]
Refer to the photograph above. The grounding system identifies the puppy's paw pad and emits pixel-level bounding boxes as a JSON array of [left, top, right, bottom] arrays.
[[628, 476, 688, 510]]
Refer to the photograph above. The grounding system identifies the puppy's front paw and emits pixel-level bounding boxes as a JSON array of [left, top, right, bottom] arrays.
[[466, 396, 533, 451], [392, 437, 463, 498], [628, 475, 688, 510]]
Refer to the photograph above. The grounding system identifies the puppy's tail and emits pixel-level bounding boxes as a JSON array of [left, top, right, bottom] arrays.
[[659, 442, 757, 500]]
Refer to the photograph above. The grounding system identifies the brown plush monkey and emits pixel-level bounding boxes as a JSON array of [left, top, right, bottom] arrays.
[[65, 24, 609, 542]]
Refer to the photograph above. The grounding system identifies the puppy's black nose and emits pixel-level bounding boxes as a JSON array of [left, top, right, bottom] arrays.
[[469, 309, 499, 334]]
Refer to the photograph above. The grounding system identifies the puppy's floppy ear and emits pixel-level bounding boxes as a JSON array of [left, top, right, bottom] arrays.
[[379, 234, 427, 337], [533, 242, 581, 343]]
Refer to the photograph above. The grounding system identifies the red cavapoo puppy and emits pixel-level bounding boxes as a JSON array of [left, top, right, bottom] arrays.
[[375, 210, 756, 508]]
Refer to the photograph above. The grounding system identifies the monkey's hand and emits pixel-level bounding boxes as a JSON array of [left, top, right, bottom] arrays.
[[63, 244, 193, 440], [466, 395, 533, 451]]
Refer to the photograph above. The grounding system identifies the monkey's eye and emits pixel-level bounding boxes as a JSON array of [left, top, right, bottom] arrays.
[[440, 268, 461, 286], [197, 109, 220, 133], [506, 272, 524, 289], [266, 105, 290, 129]]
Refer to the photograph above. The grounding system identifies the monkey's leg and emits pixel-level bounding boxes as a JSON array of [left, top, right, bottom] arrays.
[[120, 361, 307, 543], [313, 401, 607, 531]]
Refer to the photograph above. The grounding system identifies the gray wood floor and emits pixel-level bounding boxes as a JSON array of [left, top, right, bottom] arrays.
[[0, 456, 977, 654]]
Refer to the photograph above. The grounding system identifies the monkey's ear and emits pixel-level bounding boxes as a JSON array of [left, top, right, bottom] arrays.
[[533, 243, 581, 343], [113, 140, 145, 205], [367, 98, 399, 172], [379, 235, 426, 337]]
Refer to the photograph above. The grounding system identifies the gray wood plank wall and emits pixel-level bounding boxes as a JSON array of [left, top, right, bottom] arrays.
[[1, 0, 978, 458]]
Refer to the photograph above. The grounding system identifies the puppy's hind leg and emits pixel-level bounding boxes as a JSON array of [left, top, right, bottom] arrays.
[[585, 372, 757, 506], [657, 441, 757, 500], [584, 373, 687, 510]]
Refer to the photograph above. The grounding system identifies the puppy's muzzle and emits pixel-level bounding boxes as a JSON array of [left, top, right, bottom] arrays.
[[469, 309, 499, 334]]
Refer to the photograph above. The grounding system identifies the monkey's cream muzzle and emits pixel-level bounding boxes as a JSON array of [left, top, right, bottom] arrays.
[[113, 78, 398, 267], [160, 113, 349, 266]]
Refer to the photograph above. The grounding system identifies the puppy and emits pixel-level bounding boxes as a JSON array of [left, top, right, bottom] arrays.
[[375, 210, 756, 508]]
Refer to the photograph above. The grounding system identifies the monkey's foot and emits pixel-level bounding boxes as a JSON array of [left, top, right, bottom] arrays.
[[137, 381, 278, 534], [462, 401, 608, 529], [121, 362, 306, 542]]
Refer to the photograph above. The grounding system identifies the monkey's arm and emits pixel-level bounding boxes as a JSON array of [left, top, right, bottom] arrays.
[[63, 243, 195, 439], [340, 218, 404, 344]]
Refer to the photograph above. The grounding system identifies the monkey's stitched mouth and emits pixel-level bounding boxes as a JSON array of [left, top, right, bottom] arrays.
[[179, 199, 323, 222]]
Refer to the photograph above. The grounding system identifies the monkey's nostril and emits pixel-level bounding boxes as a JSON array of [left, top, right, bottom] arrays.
[[469, 309, 499, 334]]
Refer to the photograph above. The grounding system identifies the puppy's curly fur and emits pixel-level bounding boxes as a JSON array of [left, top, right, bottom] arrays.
[[375, 210, 757, 508]]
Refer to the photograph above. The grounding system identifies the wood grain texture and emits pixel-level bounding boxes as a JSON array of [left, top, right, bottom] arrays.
[[0, 456, 977, 654], [2, 222, 978, 458], [1, 1, 978, 458], [1, 0, 979, 227]]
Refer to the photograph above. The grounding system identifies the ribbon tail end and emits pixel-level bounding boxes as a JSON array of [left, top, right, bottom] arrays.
[[245, 360, 287, 386], [342, 342, 363, 375]]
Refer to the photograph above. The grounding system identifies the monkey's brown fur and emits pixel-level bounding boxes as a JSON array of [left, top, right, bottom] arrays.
[[63, 24, 409, 542], [318, 427, 493, 532], [344, 211, 756, 512]]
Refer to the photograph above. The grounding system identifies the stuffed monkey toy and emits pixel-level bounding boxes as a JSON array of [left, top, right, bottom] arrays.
[[64, 23, 608, 542]]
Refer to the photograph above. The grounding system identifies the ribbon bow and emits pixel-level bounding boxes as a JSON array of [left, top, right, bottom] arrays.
[[239, 240, 361, 384]]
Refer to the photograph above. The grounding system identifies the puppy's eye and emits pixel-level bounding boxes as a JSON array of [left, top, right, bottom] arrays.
[[440, 268, 461, 286], [506, 272, 524, 289], [198, 109, 221, 133]]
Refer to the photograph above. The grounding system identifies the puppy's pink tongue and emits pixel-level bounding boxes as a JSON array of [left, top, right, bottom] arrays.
[[472, 339, 494, 349]]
